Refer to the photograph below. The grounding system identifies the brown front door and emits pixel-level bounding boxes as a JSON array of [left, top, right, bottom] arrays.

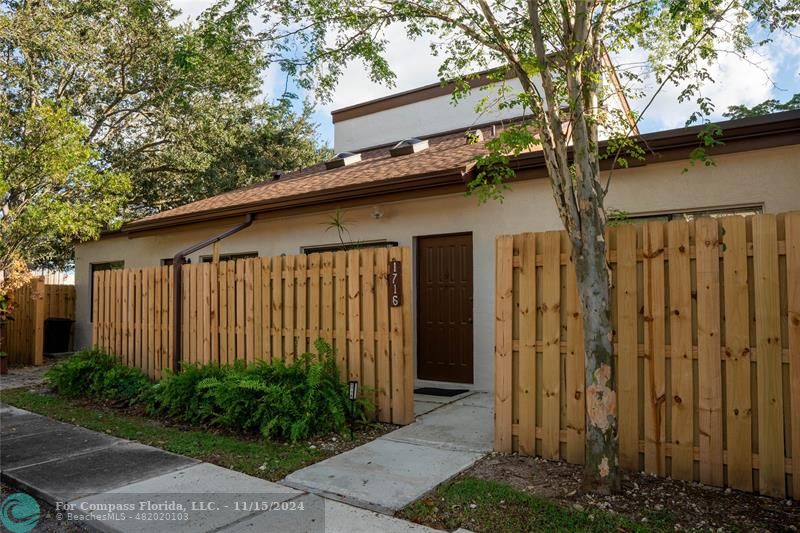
[[417, 233, 473, 383]]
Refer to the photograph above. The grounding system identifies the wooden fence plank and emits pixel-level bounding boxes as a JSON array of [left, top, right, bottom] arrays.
[[565, 252, 585, 465], [322, 252, 334, 348], [126, 270, 134, 366], [148, 267, 156, 377], [361, 249, 376, 410], [617, 224, 639, 471], [518, 233, 537, 456], [347, 250, 361, 382], [389, 247, 407, 425], [188, 265, 197, 367], [138, 269, 144, 369], [308, 254, 321, 346], [92, 272, 100, 345], [696, 218, 724, 487], [110, 269, 118, 356], [253, 256, 263, 362], [119, 270, 131, 365], [375, 248, 391, 422], [210, 262, 219, 365], [226, 261, 236, 364], [494, 235, 514, 453], [260, 258, 271, 361], [201, 262, 211, 366], [236, 260, 246, 363], [296, 254, 307, 356], [335, 251, 348, 379], [785, 212, 800, 500], [752, 214, 786, 498], [154, 267, 163, 378], [401, 246, 414, 424], [271, 256, 283, 361], [161, 267, 170, 376], [219, 261, 229, 364], [667, 220, 694, 481], [244, 258, 255, 364], [284, 255, 296, 362], [541, 231, 561, 460], [32, 278, 44, 366]]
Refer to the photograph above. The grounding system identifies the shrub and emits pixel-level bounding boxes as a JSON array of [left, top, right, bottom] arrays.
[[146, 339, 365, 441], [49, 340, 368, 441], [47, 348, 150, 404]]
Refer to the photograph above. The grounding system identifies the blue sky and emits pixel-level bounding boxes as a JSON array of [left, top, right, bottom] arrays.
[[174, 1, 800, 148]]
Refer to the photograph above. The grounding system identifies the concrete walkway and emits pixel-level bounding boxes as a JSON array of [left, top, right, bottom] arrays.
[[0, 361, 54, 390], [283, 392, 493, 513], [0, 404, 438, 532]]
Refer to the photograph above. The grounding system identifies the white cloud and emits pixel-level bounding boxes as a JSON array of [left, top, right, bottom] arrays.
[[320, 24, 442, 113], [632, 48, 777, 131]]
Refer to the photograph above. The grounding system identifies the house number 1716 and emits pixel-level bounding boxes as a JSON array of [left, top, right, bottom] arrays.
[[389, 259, 402, 307]]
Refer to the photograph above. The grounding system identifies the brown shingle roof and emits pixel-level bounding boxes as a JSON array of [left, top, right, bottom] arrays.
[[126, 128, 490, 230]]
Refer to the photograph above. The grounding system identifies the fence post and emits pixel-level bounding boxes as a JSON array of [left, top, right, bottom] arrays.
[[32, 276, 45, 366], [494, 235, 513, 453]]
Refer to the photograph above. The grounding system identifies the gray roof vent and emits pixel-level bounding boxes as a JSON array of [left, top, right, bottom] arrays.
[[389, 137, 429, 157], [324, 151, 362, 170]]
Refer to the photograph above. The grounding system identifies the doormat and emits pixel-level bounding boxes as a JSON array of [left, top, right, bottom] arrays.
[[414, 387, 469, 397]]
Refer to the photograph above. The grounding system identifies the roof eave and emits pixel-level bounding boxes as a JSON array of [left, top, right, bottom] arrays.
[[122, 166, 474, 234]]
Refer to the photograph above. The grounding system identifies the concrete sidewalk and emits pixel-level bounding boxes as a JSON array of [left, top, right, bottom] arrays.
[[283, 392, 492, 513], [0, 405, 437, 533]]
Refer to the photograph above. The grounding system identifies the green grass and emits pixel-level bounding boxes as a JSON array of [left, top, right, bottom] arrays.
[[0, 388, 326, 481], [400, 477, 675, 533]]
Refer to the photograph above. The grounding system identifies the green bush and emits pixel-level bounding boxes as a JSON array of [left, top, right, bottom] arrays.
[[50, 340, 369, 442], [146, 339, 365, 441], [47, 348, 150, 404]]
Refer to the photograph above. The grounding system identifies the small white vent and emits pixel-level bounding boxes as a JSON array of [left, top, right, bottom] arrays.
[[389, 138, 429, 157], [325, 152, 362, 170]]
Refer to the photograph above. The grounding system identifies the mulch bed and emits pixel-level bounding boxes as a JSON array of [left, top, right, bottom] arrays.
[[466, 453, 799, 532]]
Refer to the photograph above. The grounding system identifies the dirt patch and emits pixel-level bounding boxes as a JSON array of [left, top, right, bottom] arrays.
[[467, 453, 799, 532], [0, 359, 57, 390], [1, 482, 89, 532]]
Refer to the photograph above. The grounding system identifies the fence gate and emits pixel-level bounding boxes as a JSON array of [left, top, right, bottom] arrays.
[[93, 247, 415, 425], [495, 212, 800, 499]]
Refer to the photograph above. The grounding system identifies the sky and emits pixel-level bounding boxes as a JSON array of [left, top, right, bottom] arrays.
[[173, 1, 800, 148]]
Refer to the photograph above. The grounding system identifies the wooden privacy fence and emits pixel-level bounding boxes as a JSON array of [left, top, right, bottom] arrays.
[[92, 247, 415, 425], [2, 278, 76, 365], [495, 212, 800, 499]]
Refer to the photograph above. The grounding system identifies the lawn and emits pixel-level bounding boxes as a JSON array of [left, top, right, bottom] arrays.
[[1, 387, 386, 481], [400, 477, 674, 533]]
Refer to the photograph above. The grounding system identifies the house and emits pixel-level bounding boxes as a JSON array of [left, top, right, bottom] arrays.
[[74, 72, 800, 392]]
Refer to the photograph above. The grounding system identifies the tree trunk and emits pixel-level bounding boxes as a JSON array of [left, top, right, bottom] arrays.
[[572, 215, 620, 494]]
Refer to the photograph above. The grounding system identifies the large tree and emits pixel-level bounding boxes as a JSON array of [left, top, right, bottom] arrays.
[[206, 0, 799, 492], [1, 0, 329, 222]]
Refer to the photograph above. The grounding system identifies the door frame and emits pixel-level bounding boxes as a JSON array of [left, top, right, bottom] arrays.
[[415, 231, 474, 384]]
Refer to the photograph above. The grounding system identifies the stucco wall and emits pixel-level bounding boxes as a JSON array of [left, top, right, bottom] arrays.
[[74, 144, 800, 391], [333, 78, 533, 152]]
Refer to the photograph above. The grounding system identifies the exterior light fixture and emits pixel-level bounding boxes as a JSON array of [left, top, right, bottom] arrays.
[[348, 380, 359, 440], [348, 380, 359, 401]]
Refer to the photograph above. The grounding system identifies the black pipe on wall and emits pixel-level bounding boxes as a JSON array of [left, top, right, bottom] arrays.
[[171, 214, 254, 372]]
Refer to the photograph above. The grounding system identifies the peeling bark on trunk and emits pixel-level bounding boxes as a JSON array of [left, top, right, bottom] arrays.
[[572, 210, 620, 494]]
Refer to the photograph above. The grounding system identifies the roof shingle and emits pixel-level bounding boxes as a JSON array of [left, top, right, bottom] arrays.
[[128, 129, 490, 229]]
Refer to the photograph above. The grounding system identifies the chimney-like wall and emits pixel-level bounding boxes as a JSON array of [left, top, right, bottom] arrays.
[[332, 77, 532, 153]]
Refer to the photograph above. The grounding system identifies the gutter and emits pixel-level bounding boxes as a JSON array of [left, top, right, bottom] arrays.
[[171, 214, 254, 371]]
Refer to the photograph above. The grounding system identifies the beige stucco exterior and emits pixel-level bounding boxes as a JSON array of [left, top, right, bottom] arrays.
[[74, 144, 800, 391]]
